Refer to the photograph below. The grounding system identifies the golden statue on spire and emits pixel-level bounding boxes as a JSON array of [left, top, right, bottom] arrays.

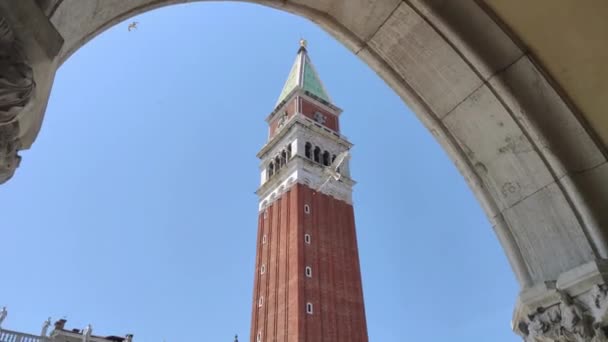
[[299, 38, 308, 49]]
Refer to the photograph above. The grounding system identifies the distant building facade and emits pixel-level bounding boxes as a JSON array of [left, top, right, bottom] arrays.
[[0, 310, 131, 342]]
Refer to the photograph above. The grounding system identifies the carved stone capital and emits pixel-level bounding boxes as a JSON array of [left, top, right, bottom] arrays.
[[514, 261, 608, 342]]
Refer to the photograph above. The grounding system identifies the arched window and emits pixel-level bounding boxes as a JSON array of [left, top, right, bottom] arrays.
[[286, 144, 292, 160], [281, 150, 287, 167], [314, 146, 321, 163], [322, 151, 330, 166], [268, 161, 275, 177], [305, 142, 312, 159], [275, 156, 281, 171]]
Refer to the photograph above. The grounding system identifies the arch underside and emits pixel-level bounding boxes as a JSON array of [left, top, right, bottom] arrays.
[[2, 0, 608, 339]]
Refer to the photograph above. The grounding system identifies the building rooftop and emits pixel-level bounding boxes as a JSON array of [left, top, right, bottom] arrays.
[[0, 310, 132, 342]]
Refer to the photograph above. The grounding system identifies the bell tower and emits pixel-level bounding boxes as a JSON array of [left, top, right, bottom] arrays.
[[250, 40, 368, 342]]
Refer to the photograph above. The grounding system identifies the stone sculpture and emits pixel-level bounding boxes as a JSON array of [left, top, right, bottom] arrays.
[[516, 287, 608, 342], [0, 306, 7, 328], [558, 290, 592, 342], [82, 324, 92, 342], [41, 317, 51, 337]]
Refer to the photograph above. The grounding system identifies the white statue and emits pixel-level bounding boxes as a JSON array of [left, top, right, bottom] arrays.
[[41, 317, 51, 337], [0, 306, 7, 328], [82, 324, 92, 342]]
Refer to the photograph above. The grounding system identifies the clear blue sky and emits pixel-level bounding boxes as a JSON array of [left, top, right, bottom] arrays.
[[1, 3, 519, 341]]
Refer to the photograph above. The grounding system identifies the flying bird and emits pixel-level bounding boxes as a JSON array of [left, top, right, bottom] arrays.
[[128, 22, 138, 31], [316, 150, 350, 193]]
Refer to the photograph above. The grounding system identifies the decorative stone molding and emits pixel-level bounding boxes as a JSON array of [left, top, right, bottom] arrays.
[[514, 261, 608, 341], [258, 114, 351, 161], [517, 289, 608, 341], [257, 160, 354, 212]]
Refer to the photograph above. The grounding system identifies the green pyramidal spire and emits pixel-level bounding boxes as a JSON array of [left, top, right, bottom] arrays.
[[275, 39, 332, 108]]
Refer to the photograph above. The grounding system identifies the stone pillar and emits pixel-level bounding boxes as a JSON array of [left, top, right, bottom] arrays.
[[513, 260, 608, 341], [0, 0, 63, 183]]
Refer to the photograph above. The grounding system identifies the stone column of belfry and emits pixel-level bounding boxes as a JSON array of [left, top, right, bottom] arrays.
[[249, 41, 368, 342]]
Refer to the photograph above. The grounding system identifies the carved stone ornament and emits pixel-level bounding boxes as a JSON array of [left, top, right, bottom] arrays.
[[591, 284, 608, 323], [0, 14, 35, 124], [0, 13, 34, 183], [0, 120, 21, 182], [517, 287, 608, 342]]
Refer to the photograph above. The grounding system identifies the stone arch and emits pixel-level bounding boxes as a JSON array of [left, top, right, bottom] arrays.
[[267, 160, 275, 178], [4, 1, 608, 336], [313, 146, 321, 163], [305, 142, 312, 159], [322, 150, 330, 166]]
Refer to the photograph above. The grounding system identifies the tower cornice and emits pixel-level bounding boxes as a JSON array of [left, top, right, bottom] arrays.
[[257, 114, 352, 160], [256, 156, 356, 196], [255, 160, 356, 212]]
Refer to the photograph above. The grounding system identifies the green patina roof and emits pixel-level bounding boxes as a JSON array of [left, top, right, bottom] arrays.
[[275, 46, 332, 108]]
